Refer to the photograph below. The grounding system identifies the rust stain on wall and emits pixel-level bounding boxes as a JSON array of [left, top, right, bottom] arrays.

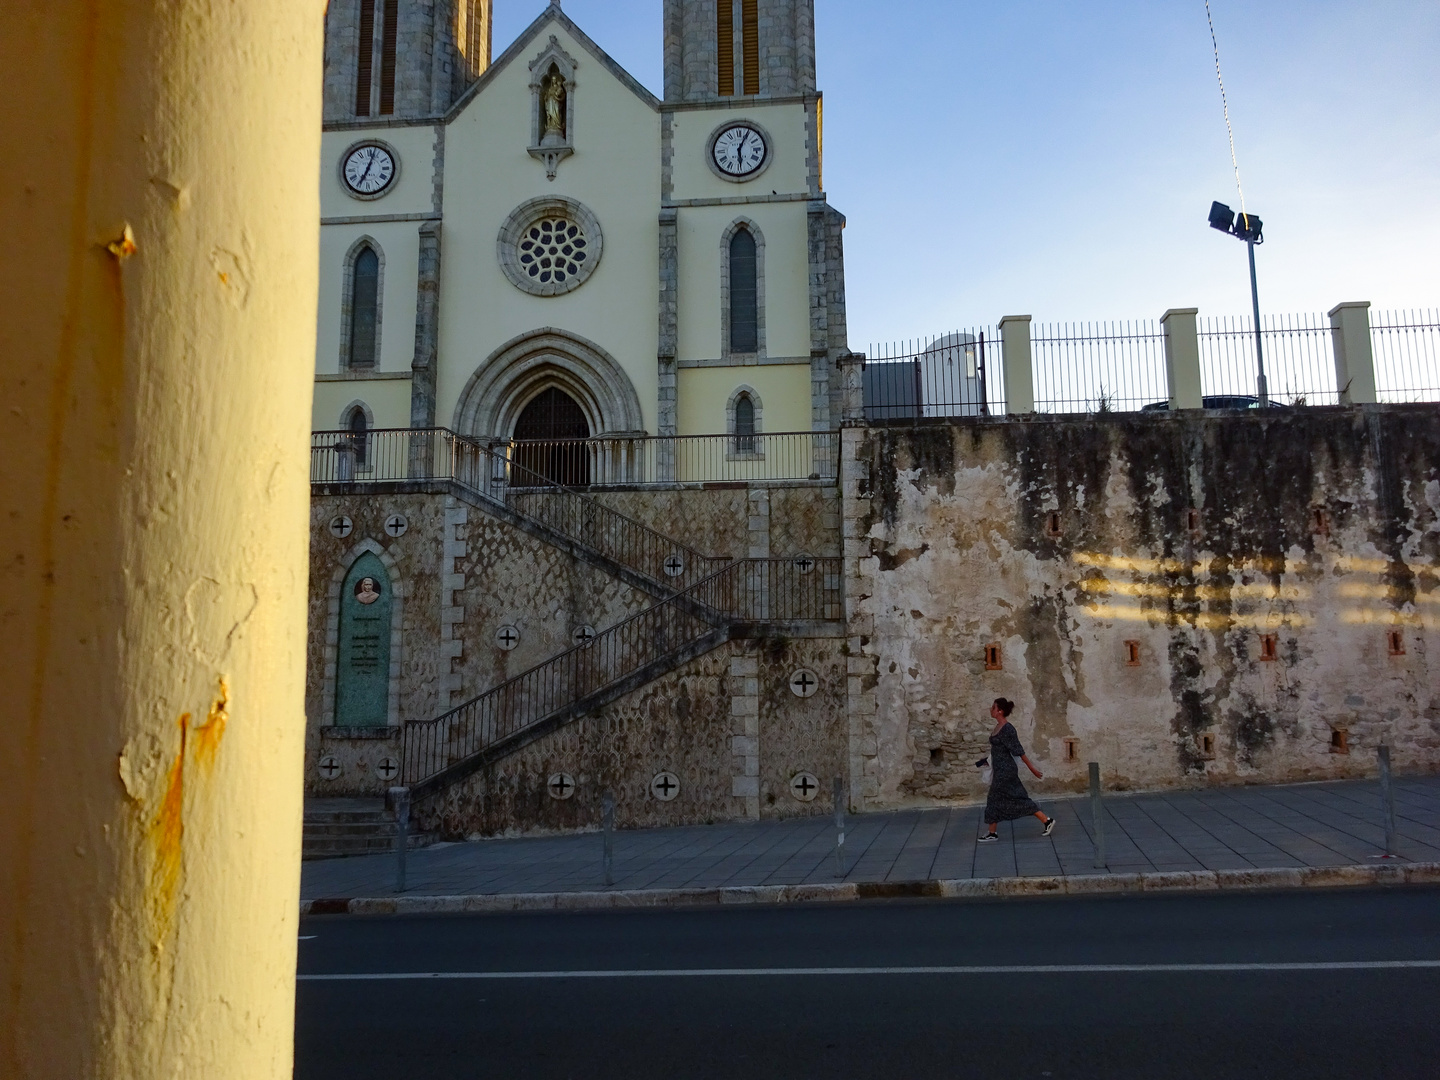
[[148, 713, 188, 932], [193, 676, 229, 771]]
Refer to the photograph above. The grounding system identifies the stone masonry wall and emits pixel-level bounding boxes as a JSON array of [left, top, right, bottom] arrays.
[[843, 406, 1440, 811], [418, 635, 846, 838]]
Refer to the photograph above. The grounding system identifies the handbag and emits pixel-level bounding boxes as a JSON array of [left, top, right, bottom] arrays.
[[976, 757, 992, 786]]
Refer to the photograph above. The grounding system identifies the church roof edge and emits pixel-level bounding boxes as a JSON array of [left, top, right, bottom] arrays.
[[444, 5, 662, 123]]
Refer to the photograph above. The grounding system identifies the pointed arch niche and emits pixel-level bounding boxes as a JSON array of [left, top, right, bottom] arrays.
[[721, 218, 766, 361], [528, 35, 579, 180], [322, 538, 404, 731], [726, 384, 764, 460], [338, 235, 386, 371]]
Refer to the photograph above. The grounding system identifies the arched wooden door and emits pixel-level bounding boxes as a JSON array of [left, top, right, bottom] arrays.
[[513, 386, 590, 486]]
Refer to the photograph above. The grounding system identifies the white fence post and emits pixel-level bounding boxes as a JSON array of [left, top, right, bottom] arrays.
[[1329, 301, 1377, 404], [1161, 307, 1203, 410], [999, 315, 1034, 414]]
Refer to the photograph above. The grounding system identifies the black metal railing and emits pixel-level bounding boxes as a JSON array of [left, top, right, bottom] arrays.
[[312, 428, 729, 593], [864, 328, 1005, 419], [399, 555, 842, 792], [1372, 308, 1440, 402]]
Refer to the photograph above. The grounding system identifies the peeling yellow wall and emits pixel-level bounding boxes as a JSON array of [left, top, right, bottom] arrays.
[[0, 2, 322, 1076]]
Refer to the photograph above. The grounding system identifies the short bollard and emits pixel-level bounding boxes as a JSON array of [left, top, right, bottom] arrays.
[[833, 776, 847, 878], [1378, 745, 1398, 857], [390, 786, 411, 894], [1088, 763, 1106, 869], [602, 790, 616, 887]]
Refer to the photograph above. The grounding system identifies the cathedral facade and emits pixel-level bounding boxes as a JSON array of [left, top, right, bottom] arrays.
[[314, 0, 850, 454]]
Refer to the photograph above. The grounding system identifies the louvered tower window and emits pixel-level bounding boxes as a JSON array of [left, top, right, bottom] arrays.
[[729, 229, 758, 353], [355, 0, 375, 115], [717, 1, 734, 96], [349, 246, 380, 369], [718, 1, 760, 96], [378, 0, 398, 115], [741, 0, 759, 95]]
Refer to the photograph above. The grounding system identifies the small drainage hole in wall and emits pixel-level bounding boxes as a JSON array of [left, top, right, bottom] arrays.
[[1124, 640, 1141, 666], [1199, 732, 1216, 758], [929, 747, 944, 764], [984, 643, 1003, 671], [1046, 511, 1063, 538], [1259, 633, 1278, 662], [1388, 630, 1406, 656], [1330, 729, 1350, 754], [1063, 738, 1079, 762]]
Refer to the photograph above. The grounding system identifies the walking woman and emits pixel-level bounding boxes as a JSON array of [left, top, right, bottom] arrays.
[[978, 697, 1055, 841]]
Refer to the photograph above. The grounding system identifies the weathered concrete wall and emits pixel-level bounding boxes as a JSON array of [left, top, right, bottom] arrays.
[[419, 636, 846, 838], [843, 406, 1440, 810]]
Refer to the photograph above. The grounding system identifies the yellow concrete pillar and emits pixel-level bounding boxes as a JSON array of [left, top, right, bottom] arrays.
[[0, 2, 322, 1076]]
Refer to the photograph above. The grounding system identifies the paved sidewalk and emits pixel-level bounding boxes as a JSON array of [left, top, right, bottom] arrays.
[[301, 776, 1440, 903]]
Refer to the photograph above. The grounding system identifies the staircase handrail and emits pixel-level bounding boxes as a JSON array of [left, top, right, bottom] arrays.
[[399, 555, 842, 796]]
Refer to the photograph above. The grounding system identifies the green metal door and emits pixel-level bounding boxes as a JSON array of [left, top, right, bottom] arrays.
[[335, 553, 392, 727]]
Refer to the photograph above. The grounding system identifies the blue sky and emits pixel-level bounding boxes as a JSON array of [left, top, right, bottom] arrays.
[[497, 1, 1440, 349]]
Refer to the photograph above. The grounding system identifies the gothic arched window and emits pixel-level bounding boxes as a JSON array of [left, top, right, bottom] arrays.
[[729, 228, 758, 354], [734, 393, 756, 453], [348, 245, 380, 369], [347, 405, 369, 467]]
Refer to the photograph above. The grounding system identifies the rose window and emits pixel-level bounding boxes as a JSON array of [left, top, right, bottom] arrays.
[[497, 197, 604, 297], [518, 216, 589, 286]]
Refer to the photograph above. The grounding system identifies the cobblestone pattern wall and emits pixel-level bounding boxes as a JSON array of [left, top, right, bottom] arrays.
[[448, 505, 655, 704], [592, 482, 838, 561], [417, 635, 846, 838], [844, 407, 1440, 811]]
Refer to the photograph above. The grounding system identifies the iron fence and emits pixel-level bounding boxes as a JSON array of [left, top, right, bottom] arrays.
[[863, 328, 1005, 419], [1372, 308, 1440, 402], [1031, 320, 1168, 413], [399, 555, 842, 792], [1198, 312, 1338, 406]]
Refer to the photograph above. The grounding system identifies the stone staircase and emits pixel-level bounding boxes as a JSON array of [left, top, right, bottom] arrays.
[[311, 428, 843, 827], [302, 798, 439, 861]]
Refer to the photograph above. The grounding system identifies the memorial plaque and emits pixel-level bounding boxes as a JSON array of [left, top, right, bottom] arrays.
[[335, 553, 392, 728]]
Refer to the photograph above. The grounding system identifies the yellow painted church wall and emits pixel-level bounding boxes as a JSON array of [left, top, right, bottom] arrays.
[[311, 378, 414, 432], [667, 101, 811, 203], [320, 125, 439, 220], [436, 24, 663, 436], [315, 221, 421, 374], [677, 364, 812, 436], [675, 201, 813, 366]]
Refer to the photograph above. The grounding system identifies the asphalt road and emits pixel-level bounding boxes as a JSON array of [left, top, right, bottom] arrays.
[[296, 886, 1440, 1079]]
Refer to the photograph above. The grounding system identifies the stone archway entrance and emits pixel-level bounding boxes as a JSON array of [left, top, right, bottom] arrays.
[[513, 386, 591, 485]]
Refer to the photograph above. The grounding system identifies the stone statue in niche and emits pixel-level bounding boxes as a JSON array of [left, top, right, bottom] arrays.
[[540, 65, 566, 143]]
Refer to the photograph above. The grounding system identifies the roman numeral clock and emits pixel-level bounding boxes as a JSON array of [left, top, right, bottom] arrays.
[[707, 121, 772, 183]]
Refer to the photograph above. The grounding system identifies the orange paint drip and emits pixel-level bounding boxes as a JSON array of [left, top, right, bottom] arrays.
[[148, 713, 187, 928], [194, 676, 229, 771]]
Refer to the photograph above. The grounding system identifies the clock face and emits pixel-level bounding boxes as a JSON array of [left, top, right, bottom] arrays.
[[342, 144, 396, 197], [711, 124, 768, 178]]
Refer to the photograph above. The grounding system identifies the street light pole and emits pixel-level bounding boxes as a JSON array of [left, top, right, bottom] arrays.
[[1247, 237, 1268, 405]]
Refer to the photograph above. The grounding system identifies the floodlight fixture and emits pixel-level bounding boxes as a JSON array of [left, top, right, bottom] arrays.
[[1207, 199, 1270, 404]]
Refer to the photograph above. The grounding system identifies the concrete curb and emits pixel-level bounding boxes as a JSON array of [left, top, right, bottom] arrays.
[[302, 860, 1440, 916]]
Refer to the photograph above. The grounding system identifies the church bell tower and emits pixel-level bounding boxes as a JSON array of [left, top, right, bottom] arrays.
[[663, 0, 817, 102], [323, 0, 493, 122]]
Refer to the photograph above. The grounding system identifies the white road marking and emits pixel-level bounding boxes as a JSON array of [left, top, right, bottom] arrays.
[[298, 960, 1440, 981]]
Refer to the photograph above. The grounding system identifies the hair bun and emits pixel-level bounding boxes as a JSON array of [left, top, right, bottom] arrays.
[[994, 697, 1015, 717]]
